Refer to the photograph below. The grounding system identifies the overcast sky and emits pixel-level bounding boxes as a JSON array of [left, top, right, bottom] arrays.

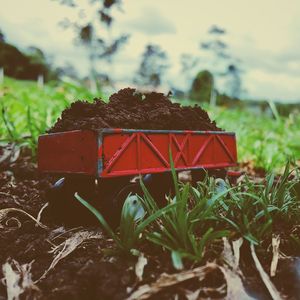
[[0, 0, 300, 102]]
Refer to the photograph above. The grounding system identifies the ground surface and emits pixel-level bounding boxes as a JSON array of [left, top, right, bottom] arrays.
[[0, 146, 226, 300], [0, 145, 300, 300]]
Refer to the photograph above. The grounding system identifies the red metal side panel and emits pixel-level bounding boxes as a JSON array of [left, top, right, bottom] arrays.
[[100, 131, 237, 178], [38, 130, 98, 175]]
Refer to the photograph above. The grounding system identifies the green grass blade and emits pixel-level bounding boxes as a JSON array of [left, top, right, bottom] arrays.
[[74, 193, 124, 250]]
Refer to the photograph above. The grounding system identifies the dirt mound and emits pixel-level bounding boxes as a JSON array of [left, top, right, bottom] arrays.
[[48, 88, 221, 133]]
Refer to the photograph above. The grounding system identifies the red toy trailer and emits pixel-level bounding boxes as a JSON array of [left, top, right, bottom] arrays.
[[38, 128, 238, 225], [38, 128, 237, 177]]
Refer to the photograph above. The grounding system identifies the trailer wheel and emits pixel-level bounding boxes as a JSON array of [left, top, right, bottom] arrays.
[[44, 176, 99, 226], [191, 168, 227, 185], [141, 173, 174, 207], [107, 183, 144, 227]]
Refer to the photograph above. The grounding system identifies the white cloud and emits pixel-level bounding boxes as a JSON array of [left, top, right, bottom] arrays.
[[124, 6, 176, 36], [246, 69, 300, 102]]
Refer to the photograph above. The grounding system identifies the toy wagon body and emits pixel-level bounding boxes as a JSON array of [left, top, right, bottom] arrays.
[[38, 128, 237, 177], [38, 128, 238, 225]]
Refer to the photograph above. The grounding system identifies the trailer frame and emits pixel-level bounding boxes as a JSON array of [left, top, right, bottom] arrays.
[[38, 128, 237, 178]]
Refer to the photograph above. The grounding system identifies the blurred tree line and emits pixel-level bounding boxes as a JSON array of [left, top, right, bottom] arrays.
[[134, 44, 169, 88], [1, 1, 298, 115], [132, 25, 244, 102], [0, 28, 59, 81], [55, 0, 170, 90], [55, 0, 128, 90]]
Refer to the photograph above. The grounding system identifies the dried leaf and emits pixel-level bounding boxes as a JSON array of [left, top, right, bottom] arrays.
[[232, 238, 243, 270], [270, 235, 280, 277], [219, 265, 253, 300], [222, 238, 253, 300], [127, 262, 218, 300], [2, 259, 39, 300], [36, 230, 102, 282], [135, 253, 148, 282], [185, 288, 201, 300], [222, 237, 235, 268]]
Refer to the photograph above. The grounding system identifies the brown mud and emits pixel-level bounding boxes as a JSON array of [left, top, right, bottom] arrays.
[[0, 144, 227, 300], [1, 144, 300, 300], [48, 88, 221, 133]]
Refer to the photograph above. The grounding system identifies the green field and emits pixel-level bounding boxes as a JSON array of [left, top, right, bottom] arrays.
[[1, 76, 299, 169]]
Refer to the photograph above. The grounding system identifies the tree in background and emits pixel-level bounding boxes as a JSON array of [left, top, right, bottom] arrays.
[[26, 46, 62, 81], [56, 0, 129, 90], [0, 29, 57, 81], [200, 25, 228, 105], [0, 28, 5, 43], [201, 25, 230, 66], [225, 64, 243, 98], [134, 44, 169, 89], [199, 25, 243, 104], [55, 63, 79, 80], [180, 53, 199, 95], [189, 70, 213, 103]]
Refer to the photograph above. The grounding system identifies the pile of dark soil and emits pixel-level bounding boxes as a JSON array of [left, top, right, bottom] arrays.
[[48, 88, 221, 133]]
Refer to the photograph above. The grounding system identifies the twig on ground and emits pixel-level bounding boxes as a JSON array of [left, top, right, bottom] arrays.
[[36, 230, 102, 283], [0, 208, 48, 229], [35, 203, 49, 227], [270, 235, 280, 277], [250, 243, 282, 300]]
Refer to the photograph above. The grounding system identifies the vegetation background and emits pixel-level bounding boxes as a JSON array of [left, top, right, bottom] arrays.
[[1, 2, 299, 166]]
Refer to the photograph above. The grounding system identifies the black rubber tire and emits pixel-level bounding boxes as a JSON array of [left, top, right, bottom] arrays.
[[44, 176, 100, 226], [191, 168, 227, 185], [141, 173, 174, 207], [45, 175, 140, 227], [108, 183, 141, 228]]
